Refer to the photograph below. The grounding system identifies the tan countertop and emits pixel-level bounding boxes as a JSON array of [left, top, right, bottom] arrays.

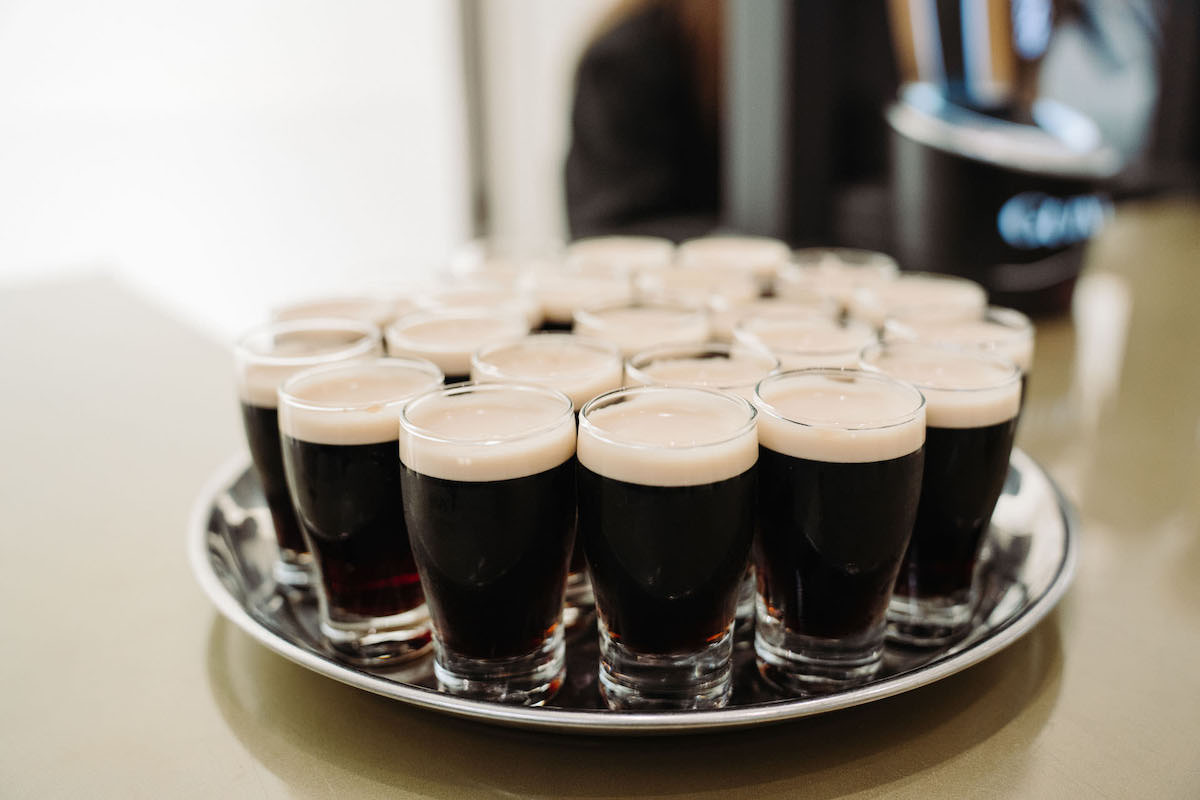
[[2, 198, 1198, 798]]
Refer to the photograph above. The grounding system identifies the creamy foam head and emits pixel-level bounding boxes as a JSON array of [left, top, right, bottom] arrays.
[[573, 304, 710, 357], [626, 344, 779, 401], [677, 235, 791, 279], [635, 266, 760, 309], [415, 283, 543, 328], [565, 235, 675, 274], [776, 252, 898, 309], [399, 383, 575, 481], [235, 319, 383, 407], [531, 272, 635, 324], [471, 334, 624, 410], [861, 342, 1021, 428], [710, 295, 838, 342], [734, 317, 877, 370], [385, 310, 530, 377], [271, 295, 395, 329], [279, 358, 444, 445], [578, 386, 758, 487], [849, 272, 987, 327], [884, 307, 1034, 371], [755, 370, 925, 463]]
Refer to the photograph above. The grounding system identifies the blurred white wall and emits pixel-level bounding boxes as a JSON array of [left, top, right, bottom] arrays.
[[476, 0, 616, 248], [0, 0, 471, 337]]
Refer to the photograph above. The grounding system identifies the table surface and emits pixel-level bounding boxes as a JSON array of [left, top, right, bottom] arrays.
[[2, 199, 1198, 799]]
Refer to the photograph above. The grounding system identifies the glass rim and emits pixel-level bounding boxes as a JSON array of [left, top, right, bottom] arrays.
[[858, 341, 1022, 392], [278, 356, 445, 413], [624, 341, 781, 389], [789, 247, 900, 270], [384, 307, 530, 352], [884, 304, 1034, 344], [471, 333, 622, 382], [733, 317, 877, 356], [754, 368, 926, 432], [571, 301, 709, 330], [234, 317, 382, 367], [578, 384, 758, 451], [399, 381, 575, 446]]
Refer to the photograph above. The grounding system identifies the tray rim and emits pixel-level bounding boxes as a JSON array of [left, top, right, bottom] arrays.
[[188, 448, 1077, 735]]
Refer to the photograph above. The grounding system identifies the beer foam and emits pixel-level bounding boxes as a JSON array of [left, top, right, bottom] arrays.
[[734, 318, 877, 370], [400, 385, 576, 482], [626, 346, 778, 401], [573, 305, 710, 358], [532, 273, 635, 323], [565, 235, 675, 274], [710, 296, 837, 341], [755, 372, 925, 463], [385, 311, 530, 377], [415, 284, 543, 328], [636, 266, 760, 309], [861, 344, 1021, 428], [271, 296, 395, 328], [885, 309, 1034, 371], [471, 335, 624, 410], [849, 273, 987, 327], [235, 322, 383, 407], [677, 235, 791, 279], [279, 359, 444, 445], [776, 254, 898, 308], [578, 388, 758, 487]]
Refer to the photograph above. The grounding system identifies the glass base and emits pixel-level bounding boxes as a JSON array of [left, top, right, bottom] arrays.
[[433, 625, 565, 706], [735, 566, 756, 624], [755, 602, 885, 695], [273, 549, 314, 590], [320, 604, 432, 667], [562, 572, 595, 635], [887, 591, 976, 648], [598, 619, 734, 710]]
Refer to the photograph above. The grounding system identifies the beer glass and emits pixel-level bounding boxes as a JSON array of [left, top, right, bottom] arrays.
[[399, 383, 577, 705], [754, 369, 926, 692], [578, 386, 758, 709], [572, 303, 710, 358], [861, 342, 1022, 646], [384, 308, 529, 383], [233, 318, 382, 588], [733, 315, 878, 370], [278, 357, 443, 664], [848, 272, 987, 328]]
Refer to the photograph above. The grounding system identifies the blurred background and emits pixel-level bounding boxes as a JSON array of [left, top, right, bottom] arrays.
[[0, 0, 1194, 336]]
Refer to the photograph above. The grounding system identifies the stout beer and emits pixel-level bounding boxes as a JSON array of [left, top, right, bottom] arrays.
[[384, 308, 529, 383], [861, 342, 1022, 645], [577, 386, 758, 709], [753, 370, 926, 691], [399, 383, 577, 705], [278, 357, 443, 663], [234, 318, 382, 587]]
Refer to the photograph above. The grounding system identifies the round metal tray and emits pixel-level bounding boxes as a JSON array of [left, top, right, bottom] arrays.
[[188, 448, 1076, 735]]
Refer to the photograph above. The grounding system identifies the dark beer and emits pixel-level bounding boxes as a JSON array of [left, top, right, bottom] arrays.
[[577, 466, 756, 652], [399, 383, 577, 704], [578, 386, 758, 709], [234, 319, 382, 586], [861, 342, 1022, 645], [401, 460, 576, 658], [753, 369, 926, 690]]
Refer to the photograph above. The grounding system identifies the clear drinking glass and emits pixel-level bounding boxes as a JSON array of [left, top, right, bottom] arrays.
[[860, 342, 1022, 646], [577, 386, 758, 709], [572, 303, 710, 358], [233, 318, 383, 588], [278, 357, 443, 664], [399, 383, 577, 705], [753, 369, 926, 692], [733, 315, 878, 370], [384, 308, 529, 383]]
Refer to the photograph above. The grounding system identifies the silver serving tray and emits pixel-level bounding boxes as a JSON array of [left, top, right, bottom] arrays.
[[188, 448, 1076, 735]]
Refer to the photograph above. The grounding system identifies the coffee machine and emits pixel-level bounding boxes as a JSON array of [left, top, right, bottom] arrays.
[[886, 0, 1121, 314]]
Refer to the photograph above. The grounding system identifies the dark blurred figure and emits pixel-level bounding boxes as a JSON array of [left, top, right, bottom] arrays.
[[565, 0, 727, 242]]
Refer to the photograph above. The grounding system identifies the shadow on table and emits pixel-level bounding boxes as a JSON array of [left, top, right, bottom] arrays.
[[206, 610, 1063, 799]]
